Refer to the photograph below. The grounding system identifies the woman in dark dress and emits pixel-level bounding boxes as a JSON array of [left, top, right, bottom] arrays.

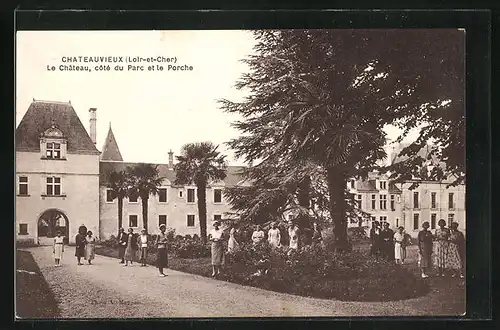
[[418, 221, 434, 278], [380, 222, 395, 261], [75, 225, 87, 265], [370, 221, 381, 257], [311, 222, 323, 247]]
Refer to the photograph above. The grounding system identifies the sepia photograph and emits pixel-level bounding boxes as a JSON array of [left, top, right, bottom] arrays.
[[15, 29, 466, 318]]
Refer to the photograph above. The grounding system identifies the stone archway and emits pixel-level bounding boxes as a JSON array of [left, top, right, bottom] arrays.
[[38, 209, 69, 245]]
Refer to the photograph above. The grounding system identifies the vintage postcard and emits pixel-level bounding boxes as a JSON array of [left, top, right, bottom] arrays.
[[15, 29, 466, 318]]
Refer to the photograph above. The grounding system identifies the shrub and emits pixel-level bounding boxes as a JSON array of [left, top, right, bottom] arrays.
[[100, 235, 118, 247], [224, 241, 429, 302], [16, 238, 36, 247], [175, 237, 211, 259]]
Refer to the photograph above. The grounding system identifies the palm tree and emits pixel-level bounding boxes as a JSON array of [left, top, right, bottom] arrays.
[[127, 163, 164, 233], [105, 170, 130, 232], [174, 142, 227, 243]]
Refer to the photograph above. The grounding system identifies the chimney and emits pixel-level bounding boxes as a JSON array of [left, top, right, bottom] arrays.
[[89, 108, 97, 144], [168, 150, 174, 168]]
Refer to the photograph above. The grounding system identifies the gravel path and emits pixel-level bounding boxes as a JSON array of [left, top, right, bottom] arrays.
[[24, 246, 462, 318]]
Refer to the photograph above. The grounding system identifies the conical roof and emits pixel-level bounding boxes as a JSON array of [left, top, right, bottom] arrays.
[[100, 123, 123, 161]]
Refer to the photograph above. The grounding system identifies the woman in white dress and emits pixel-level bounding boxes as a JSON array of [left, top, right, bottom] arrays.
[[53, 231, 64, 266], [209, 221, 224, 277], [267, 222, 281, 248], [227, 226, 240, 253], [251, 225, 265, 245], [393, 226, 406, 264], [84, 231, 96, 265], [288, 222, 300, 250]]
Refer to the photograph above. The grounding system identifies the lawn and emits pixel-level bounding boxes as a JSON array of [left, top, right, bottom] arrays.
[[16, 250, 61, 318]]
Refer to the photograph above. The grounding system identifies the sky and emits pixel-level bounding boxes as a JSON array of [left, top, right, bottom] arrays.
[[16, 30, 413, 166]]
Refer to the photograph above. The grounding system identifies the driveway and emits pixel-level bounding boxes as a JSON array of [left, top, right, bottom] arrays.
[[20, 246, 464, 318]]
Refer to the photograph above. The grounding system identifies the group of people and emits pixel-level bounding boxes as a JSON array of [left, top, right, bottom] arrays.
[[369, 219, 465, 279], [52, 225, 96, 266], [418, 220, 465, 279], [370, 221, 411, 264]]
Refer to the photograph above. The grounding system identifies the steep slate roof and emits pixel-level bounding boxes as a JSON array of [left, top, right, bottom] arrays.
[[390, 143, 441, 165], [100, 124, 123, 161], [15, 100, 100, 154], [99, 161, 246, 188]]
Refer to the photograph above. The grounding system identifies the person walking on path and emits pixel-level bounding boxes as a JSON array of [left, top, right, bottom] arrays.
[[75, 225, 87, 265], [117, 228, 127, 264], [393, 226, 407, 264], [209, 221, 225, 277], [123, 228, 138, 266], [138, 229, 149, 266], [418, 221, 434, 278], [155, 224, 168, 277], [251, 225, 265, 245], [84, 231, 96, 265], [267, 222, 281, 248], [52, 231, 64, 266], [447, 222, 465, 278], [227, 225, 240, 253], [434, 219, 450, 277], [380, 222, 395, 261], [369, 221, 381, 257]]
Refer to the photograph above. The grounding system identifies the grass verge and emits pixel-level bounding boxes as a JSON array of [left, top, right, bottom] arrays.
[[16, 250, 60, 318]]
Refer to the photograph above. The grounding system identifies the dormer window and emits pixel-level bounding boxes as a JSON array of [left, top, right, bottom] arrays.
[[40, 122, 67, 160], [380, 181, 387, 190], [46, 142, 61, 159]]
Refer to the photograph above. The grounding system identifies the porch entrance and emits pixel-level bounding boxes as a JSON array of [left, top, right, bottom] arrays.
[[37, 209, 69, 245]]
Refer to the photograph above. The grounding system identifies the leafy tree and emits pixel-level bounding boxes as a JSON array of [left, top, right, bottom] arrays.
[[105, 170, 130, 232], [127, 163, 164, 233], [174, 142, 228, 242], [219, 29, 464, 251]]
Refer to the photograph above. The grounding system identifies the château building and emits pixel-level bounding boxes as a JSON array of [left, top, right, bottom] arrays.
[[15, 100, 245, 244]]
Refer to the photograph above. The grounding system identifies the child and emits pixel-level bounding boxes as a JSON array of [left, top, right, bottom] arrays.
[[138, 229, 148, 266], [53, 231, 64, 266]]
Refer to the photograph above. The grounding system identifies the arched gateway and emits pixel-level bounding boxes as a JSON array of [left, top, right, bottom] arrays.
[[37, 209, 69, 245]]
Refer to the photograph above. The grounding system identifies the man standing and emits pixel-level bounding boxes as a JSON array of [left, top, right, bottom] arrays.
[[117, 227, 127, 264]]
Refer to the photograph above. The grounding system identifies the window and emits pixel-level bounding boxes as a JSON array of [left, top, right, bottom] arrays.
[[396, 218, 399, 227], [18, 176, 28, 195], [187, 214, 195, 227], [379, 195, 387, 210], [178, 189, 183, 198], [46, 177, 61, 196], [129, 215, 138, 227], [213, 214, 222, 221], [106, 189, 114, 202], [390, 195, 395, 210], [213, 189, 222, 203], [431, 213, 437, 229], [371, 194, 376, 209], [46, 142, 61, 159], [413, 192, 419, 209], [356, 194, 362, 208], [129, 191, 138, 203], [380, 216, 387, 224], [380, 181, 387, 190], [449, 193, 454, 209], [431, 192, 437, 209], [413, 213, 420, 230], [19, 224, 28, 235], [448, 214, 455, 227], [158, 188, 167, 203], [187, 188, 195, 203], [370, 216, 376, 222], [350, 179, 355, 189], [158, 215, 167, 227]]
